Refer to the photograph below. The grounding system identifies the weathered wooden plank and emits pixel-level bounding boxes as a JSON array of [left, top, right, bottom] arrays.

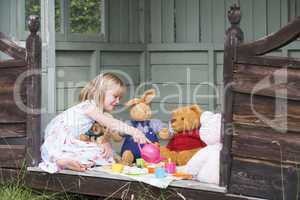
[[0, 33, 26, 59], [212, 0, 225, 43], [230, 157, 299, 200], [120, 0, 129, 43], [0, 100, 26, 123], [175, 0, 186, 42], [150, 0, 162, 43], [200, 0, 212, 43], [56, 66, 90, 88], [129, 0, 139, 43], [0, 123, 26, 138], [56, 51, 92, 67], [232, 124, 300, 164], [109, 0, 121, 42], [0, 67, 27, 84], [151, 102, 209, 122], [56, 87, 82, 111], [151, 65, 209, 83], [233, 93, 300, 132], [151, 83, 209, 104], [162, 0, 174, 43], [24, 170, 248, 199], [253, 0, 267, 40], [150, 52, 208, 64], [267, 0, 281, 35], [186, 0, 199, 42], [101, 52, 141, 65], [0, 59, 26, 68], [0, 145, 25, 168], [57, 84, 138, 111], [289, 0, 297, 21], [239, 0, 253, 42], [237, 55, 300, 68], [232, 63, 300, 100], [101, 65, 140, 85]]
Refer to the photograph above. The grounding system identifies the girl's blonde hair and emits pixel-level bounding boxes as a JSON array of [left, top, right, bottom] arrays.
[[79, 72, 126, 112]]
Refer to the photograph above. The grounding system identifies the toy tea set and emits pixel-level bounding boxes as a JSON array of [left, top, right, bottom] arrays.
[[111, 143, 192, 179]]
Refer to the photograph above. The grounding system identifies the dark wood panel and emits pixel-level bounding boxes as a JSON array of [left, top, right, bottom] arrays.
[[0, 60, 26, 68], [0, 67, 27, 84], [237, 55, 300, 68], [0, 123, 26, 138], [232, 124, 300, 164], [230, 158, 299, 200], [233, 93, 300, 132], [0, 145, 26, 168], [24, 170, 248, 200], [0, 100, 26, 123], [233, 63, 300, 100]]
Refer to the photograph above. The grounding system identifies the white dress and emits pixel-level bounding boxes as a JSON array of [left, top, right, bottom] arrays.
[[39, 100, 114, 173]]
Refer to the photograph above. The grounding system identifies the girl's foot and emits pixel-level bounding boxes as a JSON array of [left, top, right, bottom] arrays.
[[56, 159, 93, 172]]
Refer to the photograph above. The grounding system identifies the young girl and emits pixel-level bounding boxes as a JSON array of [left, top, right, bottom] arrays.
[[39, 73, 149, 173]]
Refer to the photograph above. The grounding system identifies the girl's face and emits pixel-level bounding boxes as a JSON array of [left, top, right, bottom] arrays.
[[103, 88, 122, 112]]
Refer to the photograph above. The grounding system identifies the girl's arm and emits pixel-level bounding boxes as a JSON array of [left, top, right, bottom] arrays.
[[85, 107, 150, 144]]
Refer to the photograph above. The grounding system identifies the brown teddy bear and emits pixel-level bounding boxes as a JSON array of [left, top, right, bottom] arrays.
[[159, 105, 207, 166], [79, 112, 123, 145]]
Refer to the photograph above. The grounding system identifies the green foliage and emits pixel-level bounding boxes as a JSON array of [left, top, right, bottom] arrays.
[[70, 0, 102, 34], [25, 0, 102, 34]]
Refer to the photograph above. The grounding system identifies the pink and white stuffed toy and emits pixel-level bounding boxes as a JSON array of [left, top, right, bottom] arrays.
[[184, 111, 222, 185]]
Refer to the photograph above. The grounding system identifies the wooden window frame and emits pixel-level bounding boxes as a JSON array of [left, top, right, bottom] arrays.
[[19, 0, 108, 42]]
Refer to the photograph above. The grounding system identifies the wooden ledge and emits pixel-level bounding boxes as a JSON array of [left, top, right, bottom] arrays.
[[27, 166, 226, 193]]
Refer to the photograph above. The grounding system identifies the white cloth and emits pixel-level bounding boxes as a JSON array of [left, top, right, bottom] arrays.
[[39, 100, 114, 173], [92, 166, 180, 189], [184, 111, 222, 185]]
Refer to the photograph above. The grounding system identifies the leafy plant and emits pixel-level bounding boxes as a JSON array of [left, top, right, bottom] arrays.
[[25, 0, 102, 34]]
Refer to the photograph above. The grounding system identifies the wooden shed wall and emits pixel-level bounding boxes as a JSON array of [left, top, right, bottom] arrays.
[[2, 0, 300, 124], [57, 0, 300, 120], [2, 1, 300, 169]]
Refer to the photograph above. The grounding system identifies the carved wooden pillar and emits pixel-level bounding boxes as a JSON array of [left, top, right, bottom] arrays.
[[26, 15, 42, 167], [220, 4, 244, 187]]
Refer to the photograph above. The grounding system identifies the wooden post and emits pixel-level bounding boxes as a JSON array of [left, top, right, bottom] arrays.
[[220, 4, 243, 187], [26, 15, 42, 167]]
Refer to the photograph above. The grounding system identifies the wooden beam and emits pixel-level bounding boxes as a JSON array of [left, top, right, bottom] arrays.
[[22, 170, 250, 200], [25, 15, 42, 167], [237, 16, 300, 56]]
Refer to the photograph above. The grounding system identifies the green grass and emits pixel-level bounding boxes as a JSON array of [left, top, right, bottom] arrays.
[[0, 183, 96, 200]]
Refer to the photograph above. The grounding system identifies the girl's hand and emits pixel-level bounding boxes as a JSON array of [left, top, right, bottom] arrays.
[[132, 130, 151, 144], [101, 142, 113, 159]]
